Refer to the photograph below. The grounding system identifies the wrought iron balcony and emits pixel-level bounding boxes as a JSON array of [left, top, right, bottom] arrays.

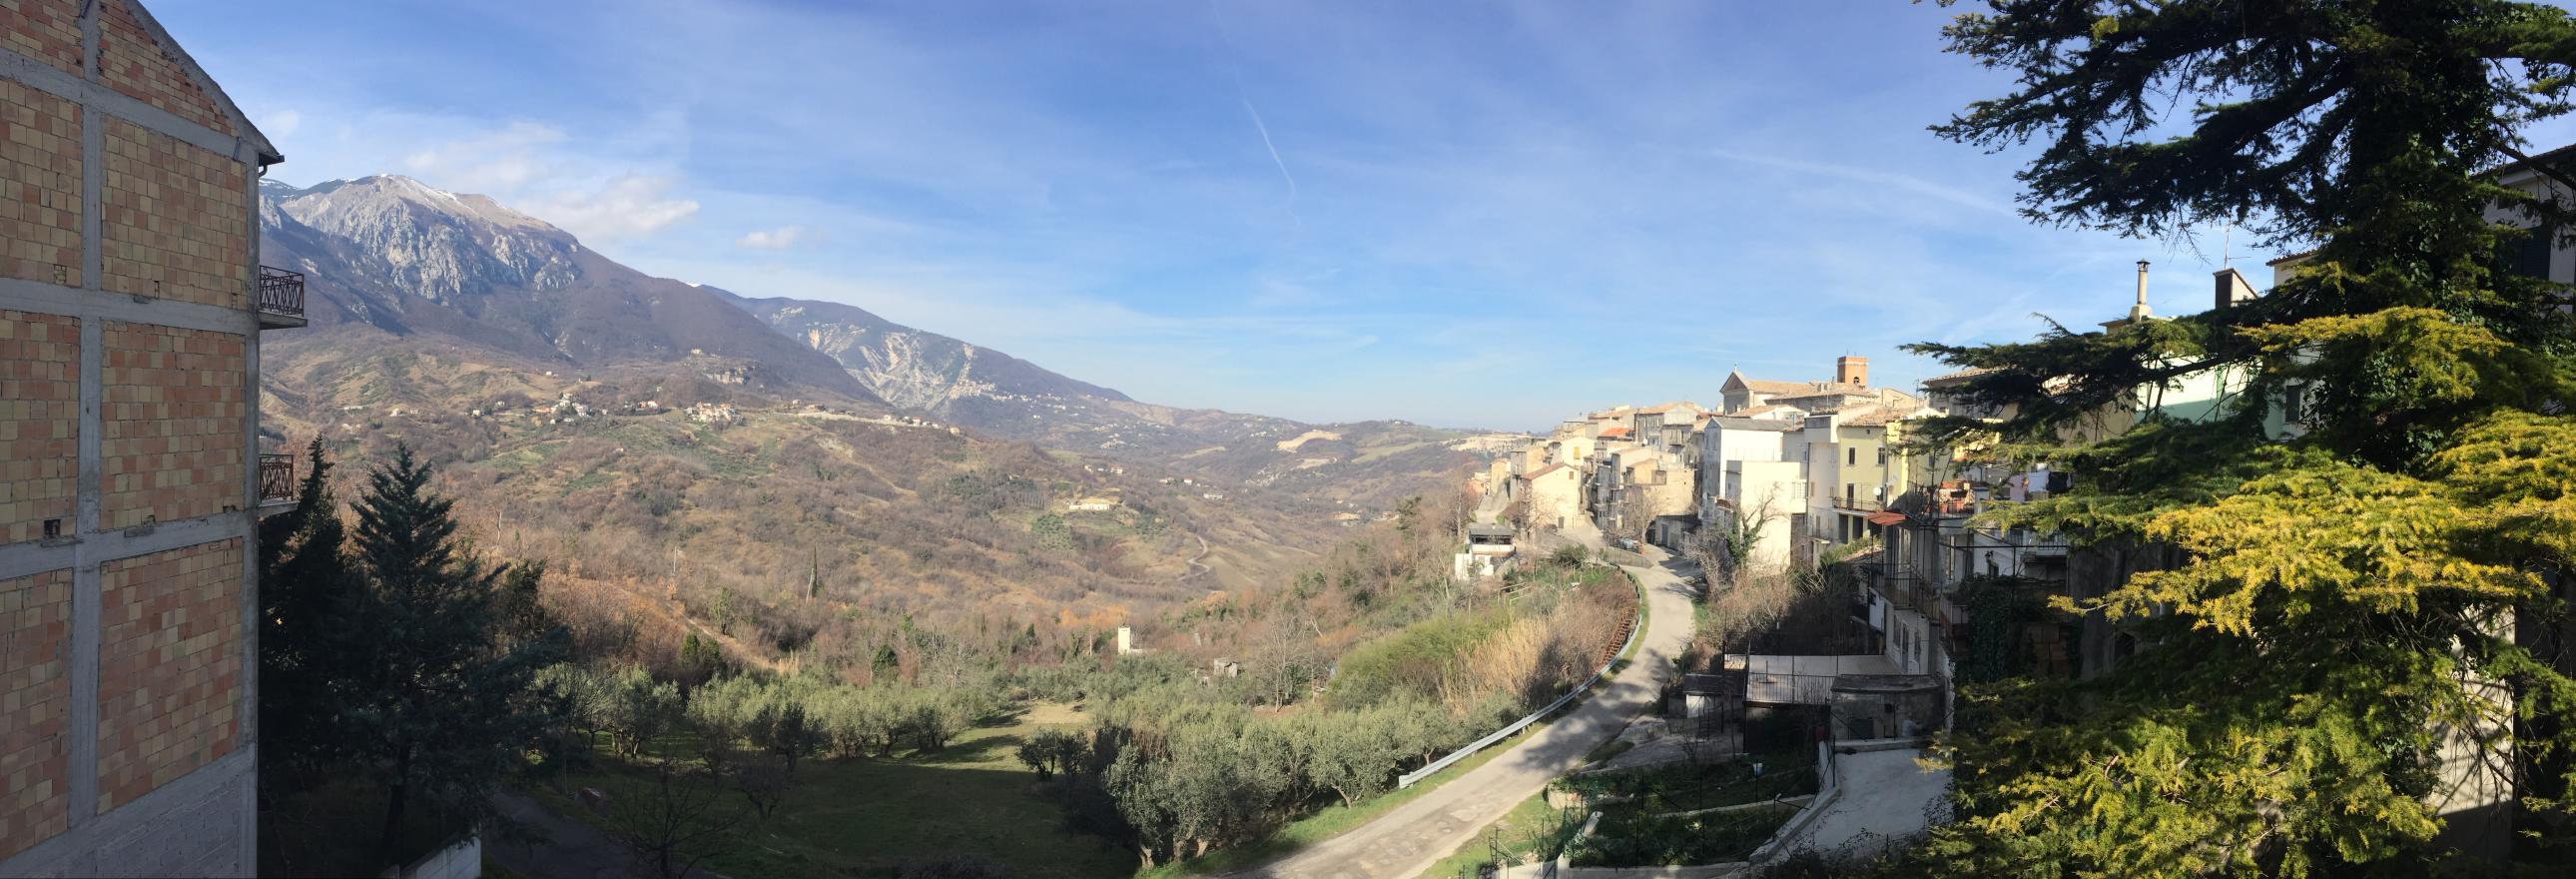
[[258, 453, 296, 506], [257, 266, 307, 329]]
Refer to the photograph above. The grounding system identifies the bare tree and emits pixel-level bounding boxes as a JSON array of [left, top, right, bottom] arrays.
[[1696, 496, 1779, 593], [735, 755, 792, 820], [1608, 487, 1655, 548], [607, 754, 754, 879]]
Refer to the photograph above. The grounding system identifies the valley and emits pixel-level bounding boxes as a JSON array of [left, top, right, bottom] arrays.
[[254, 175, 1519, 680]]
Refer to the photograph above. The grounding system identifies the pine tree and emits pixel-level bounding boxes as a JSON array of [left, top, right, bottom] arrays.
[[1912, 2, 2576, 875], [257, 438, 357, 776], [344, 444, 568, 859]]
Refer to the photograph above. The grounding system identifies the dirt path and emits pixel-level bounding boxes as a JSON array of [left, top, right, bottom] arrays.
[[1178, 531, 1213, 586], [1236, 526, 1697, 878]]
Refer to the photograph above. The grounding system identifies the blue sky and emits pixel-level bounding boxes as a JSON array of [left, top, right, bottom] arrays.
[[158, 0, 2329, 431]]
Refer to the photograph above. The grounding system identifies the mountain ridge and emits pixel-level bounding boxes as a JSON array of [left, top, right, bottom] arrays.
[[258, 173, 1500, 507]]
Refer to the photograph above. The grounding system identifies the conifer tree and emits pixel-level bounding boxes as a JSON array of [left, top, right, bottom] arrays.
[[344, 444, 567, 859], [257, 438, 356, 775], [1912, 2, 2576, 874]]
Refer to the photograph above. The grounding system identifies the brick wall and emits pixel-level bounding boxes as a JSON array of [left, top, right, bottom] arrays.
[[0, 567, 71, 859], [96, 539, 241, 813], [0, 0, 82, 77], [100, 322, 243, 529], [0, 78, 81, 289], [0, 310, 78, 545], [98, 0, 230, 135], [102, 118, 248, 310]]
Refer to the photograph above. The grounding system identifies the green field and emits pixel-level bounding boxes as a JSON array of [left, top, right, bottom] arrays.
[[529, 702, 1135, 879]]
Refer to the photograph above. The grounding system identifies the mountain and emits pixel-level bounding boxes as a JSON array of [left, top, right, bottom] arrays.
[[722, 292, 1127, 410], [729, 292, 1511, 506], [261, 176, 875, 402], [258, 174, 1506, 511]]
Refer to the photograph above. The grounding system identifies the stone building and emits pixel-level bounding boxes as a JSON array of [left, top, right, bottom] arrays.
[[0, 2, 291, 874]]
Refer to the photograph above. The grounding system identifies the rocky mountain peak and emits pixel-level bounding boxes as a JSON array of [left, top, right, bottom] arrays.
[[263, 175, 581, 305]]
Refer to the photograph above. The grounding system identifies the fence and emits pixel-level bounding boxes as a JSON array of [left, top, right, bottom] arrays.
[[1400, 575, 1646, 788]]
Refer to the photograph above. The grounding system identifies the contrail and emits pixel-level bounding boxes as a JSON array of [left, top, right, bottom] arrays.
[[1240, 95, 1300, 218]]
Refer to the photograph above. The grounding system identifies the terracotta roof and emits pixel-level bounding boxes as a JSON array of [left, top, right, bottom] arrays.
[[2266, 248, 2317, 267], [1919, 367, 1994, 388], [1527, 462, 1567, 478], [1640, 402, 1702, 415], [1842, 405, 1916, 427], [2481, 140, 2576, 180], [1866, 510, 1909, 526], [1600, 426, 1631, 439], [1740, 378, 1814, 395]]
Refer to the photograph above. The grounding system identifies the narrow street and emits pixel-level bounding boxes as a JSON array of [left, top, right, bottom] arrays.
[[1240, 525, 1697, 878]]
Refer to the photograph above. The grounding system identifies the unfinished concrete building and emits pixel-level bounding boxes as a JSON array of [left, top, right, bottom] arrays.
[[0, 1, 292, 874]]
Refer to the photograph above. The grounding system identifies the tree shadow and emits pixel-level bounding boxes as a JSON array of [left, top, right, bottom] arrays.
[[908, 731, 1023, 766]]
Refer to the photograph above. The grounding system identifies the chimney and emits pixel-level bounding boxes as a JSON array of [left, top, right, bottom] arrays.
[[1836, 356, 1868, 388], [2130, 260, 2153, 321], [2213, 267, 2258, 311]]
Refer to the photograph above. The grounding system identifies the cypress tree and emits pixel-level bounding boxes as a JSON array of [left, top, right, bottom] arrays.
[[1914, 2, 2576, 874]]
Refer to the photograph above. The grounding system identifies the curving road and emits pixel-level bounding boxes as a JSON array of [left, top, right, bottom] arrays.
[[1237, 527, 1699, 878]]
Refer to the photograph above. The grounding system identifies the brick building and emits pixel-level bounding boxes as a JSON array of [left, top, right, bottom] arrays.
[[0, 1, 292, 874]]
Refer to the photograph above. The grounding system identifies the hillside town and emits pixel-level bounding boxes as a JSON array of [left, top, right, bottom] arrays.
[[11, 2, 2576, 878], [1459, 252, 2524, 866]]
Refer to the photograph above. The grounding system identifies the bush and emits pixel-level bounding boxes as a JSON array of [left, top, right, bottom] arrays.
[[1565, 803, 1798, 867]]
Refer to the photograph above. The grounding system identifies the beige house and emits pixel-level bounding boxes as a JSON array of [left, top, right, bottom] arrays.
[[1722, 357, 1924, 416], [1517, 462, 1582, 532], [1802, 403, 1928, 543]]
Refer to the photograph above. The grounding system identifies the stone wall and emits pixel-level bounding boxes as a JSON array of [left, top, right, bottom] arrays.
[[0, 310, 79, 544], [95, 538, 242, 813], [0, 568, 72, 860], [99, 322, 245, 529]]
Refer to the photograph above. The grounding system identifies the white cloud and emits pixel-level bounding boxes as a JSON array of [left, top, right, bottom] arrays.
[[402, 121, 568, 193], [265, 110, 302, 137], [736, 226, 805, 250], [516, 174, 700, 243]]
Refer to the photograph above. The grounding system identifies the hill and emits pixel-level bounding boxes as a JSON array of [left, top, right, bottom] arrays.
[[252, 174, 1504, 675]]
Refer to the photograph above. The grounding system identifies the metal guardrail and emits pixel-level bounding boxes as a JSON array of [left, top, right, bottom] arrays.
[[1399, 573, 1647, 788]]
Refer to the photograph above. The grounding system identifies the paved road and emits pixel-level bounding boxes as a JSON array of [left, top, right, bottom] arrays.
[[1239, 529, 1699, 878]]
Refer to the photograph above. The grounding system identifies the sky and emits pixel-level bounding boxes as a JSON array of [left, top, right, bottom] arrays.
[[155, 1, 2349, 431]]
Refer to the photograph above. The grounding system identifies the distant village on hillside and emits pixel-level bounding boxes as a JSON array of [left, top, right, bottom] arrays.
[[1446, 257, 2389, 857]]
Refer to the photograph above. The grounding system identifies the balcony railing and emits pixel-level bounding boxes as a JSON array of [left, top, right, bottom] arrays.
[[259, 453, 296, 505], [258, 266, 307, 328], [1855, 560, 1927, 610]]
